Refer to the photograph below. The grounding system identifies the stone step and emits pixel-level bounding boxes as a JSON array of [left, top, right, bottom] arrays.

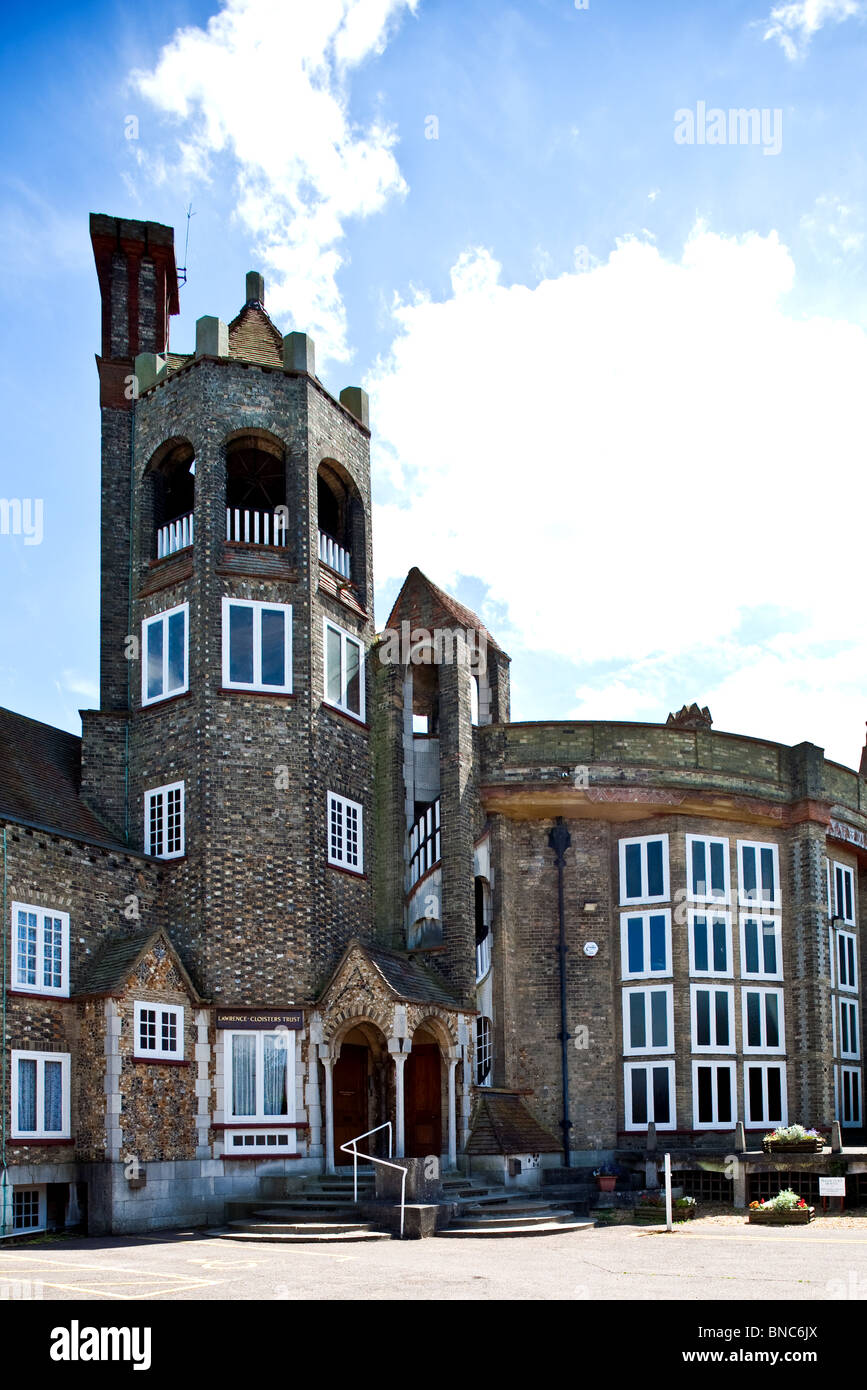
[[219, 1228, 391, 1244], [450, 1208, 577, 1229], [228, 1219, 381, 1236], [439, 1219, 595, 1239], [456, 1197, 552, 1213]]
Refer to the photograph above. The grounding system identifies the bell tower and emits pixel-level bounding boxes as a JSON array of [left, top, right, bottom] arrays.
[[82, 213, 375, 1009]]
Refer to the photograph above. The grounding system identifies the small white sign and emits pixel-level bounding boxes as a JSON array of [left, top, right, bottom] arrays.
[[583, 941, 599, 957], [819, 1177, 846, 1197]]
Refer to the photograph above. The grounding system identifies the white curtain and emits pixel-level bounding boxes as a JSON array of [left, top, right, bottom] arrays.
[[231, 1034, 256, 1116], [17, 1058, 37, 1131], [43, 1060, 63, 1132], [264, 1036, 288, 1116]]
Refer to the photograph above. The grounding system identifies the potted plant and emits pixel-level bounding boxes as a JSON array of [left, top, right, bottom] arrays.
[[762, 1124, 827, 1154], [673, 1195, 697, 1222], [748, 1189, 815, 1225], [593, 1163, 622, 1192]]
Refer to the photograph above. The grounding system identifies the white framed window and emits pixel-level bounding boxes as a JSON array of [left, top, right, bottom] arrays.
[[145, 781, 185, 859], [837, 997, 860, 1061], [622, 985, 673, 1055], [476, 1016, 493, 1085], [222, 597, 292, 693], [142, 602, 189, 706], [836, 1066, 862, 1128], [620, 910, 671, 980], [834, 927, 858, 992], [743, 1061, 787, 1128], [739, 914, 783, 980], [832, 862, 855, 925], [624, 1060, 676, 1131], [690, 984, 735, 1052], [619, 834, 669, 905], [11, 901, 69, 997], [692, 1061, 736, 1128], [688, 909, 732, 978], [12, 1186, 45, 1232], [226, 1029, 295, 1124], [737, 840, 780, 909], [327, 791, 363, 873], [133, 1002, 184, 1061], [225, 1130, 296, 1154], [324, 619, 365, 720], [11, 1051, 71, 1139], [742, 987, 785, 1053], [686, 834, 730, 903]]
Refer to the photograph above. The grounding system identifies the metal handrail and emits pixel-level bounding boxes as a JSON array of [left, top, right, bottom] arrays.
[[339, 1121, 410, 1239]]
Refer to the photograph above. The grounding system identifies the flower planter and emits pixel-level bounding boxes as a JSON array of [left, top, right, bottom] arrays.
[[634, 1205, 695, 1223], [597, 1175, 617, 1193], [748, 1206, 815, 1225], [761, 1139, 825, 1154]]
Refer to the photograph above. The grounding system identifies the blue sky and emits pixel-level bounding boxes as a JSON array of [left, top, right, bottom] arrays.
[[2, 0, 866, 763]]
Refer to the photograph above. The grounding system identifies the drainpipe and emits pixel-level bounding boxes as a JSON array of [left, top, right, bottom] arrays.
[[548, 817, 573, 1167], [1, 826, 9, 1234]]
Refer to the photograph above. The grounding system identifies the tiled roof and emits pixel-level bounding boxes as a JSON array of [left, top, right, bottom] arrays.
[[74, 927, 202, 1000], [363, 943, 458, 1008], [0, 706, 126, 850], [319, 567, 368, 619], [466, 1091, 561, 1155], [385, 567, 506, 657], [227, 304, 284, 368]]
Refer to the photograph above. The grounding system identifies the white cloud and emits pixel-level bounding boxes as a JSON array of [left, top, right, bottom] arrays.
[[761, 0, 864, 60], [130, 0, 416, 362], [369, 224, 867, 766], [800, 194, 864, 259]]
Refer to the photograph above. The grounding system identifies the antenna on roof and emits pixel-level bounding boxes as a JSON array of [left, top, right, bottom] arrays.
[[177, 203, 195, 287]]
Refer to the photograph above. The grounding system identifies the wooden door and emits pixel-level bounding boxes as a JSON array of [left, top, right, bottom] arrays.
[[405, 1044, 442, 1158], [333, 1044, 368, 1158]]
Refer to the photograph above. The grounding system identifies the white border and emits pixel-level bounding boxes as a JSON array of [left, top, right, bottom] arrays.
[[687, 908, 733, 978], [685, 834, 730, 904], [743, 1060, 787, 1128], [623, 1059, 676, 1131], [323, 618, 366, 721], [690, 983, 735, 1052], [11, 901, 70, 997], [739, 914, 783, 981], [622, 984, 674, 1055], [741, 986, 786, 1054], [142, 602, 189, 706], [222, 597, 293, 694], [144, 781, 186, 859], [619, 909, 672, 980], [133, 1001, 185, 1060], [326, 791, 364, 873], [737, 839, 781, 910], [691, 1059, 737, 1129], [618, 833, 670, 906], [224, 1029, 296, 1125], [11, 1050, 71, 1139]]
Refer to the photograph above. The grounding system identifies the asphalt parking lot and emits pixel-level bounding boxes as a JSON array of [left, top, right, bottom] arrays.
[[1, 1217, 866, 1301]]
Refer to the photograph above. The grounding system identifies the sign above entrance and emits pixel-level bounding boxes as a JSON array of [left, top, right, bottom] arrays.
[[828, 819, 867, 853], [215, 1009, 303, 1030]]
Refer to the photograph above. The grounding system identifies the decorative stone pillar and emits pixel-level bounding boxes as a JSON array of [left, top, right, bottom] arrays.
[[307, 1015, 324, 1163], [389, 1038, 412, 1157], [320, 1046, 335, 1174], [447, 1048, 460, 1169]]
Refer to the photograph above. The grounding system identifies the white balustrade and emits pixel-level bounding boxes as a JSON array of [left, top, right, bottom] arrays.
[[318, 530, 351, 579]]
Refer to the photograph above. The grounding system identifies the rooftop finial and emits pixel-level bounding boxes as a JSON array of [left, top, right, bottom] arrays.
[[246, 271, 265, 306]]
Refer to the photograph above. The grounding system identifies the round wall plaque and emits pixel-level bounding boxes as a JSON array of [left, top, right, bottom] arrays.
[[583, 941, 599, 957]]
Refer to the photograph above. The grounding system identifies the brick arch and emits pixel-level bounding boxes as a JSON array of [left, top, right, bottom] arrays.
[[409, 1009, 458, 1050], [139, 435, 196, 564], [325, 1005, 392, 1049], [221, 423, 286, 456]]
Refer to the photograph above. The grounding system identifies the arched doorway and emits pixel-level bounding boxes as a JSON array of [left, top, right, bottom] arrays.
[[404, 1024, 444, 1158], [331, 1022, 390, 1162]]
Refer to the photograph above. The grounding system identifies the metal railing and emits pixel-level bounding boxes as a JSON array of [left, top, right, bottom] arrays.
[[339, 1121, 409, 1238], [157, 512, 194, 558], [226, 507, 288, 546], [318, 530, 351, 579]]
